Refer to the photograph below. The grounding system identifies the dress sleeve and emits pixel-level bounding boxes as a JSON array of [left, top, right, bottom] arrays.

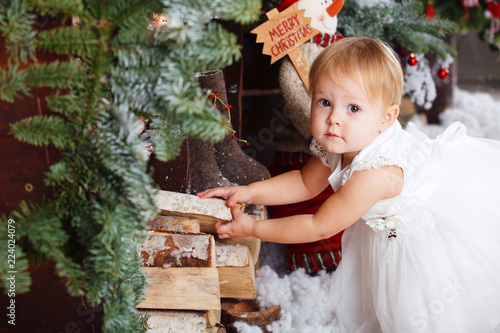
[[340, 153, 408, 187], [309, 138, 330, 167]]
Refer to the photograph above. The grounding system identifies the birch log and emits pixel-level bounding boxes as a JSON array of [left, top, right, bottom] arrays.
[[138, 267, 220, 311], [140, 231, 214, 268], [155, 190, 232, 233], [138, 309, 224, 333], [147, 215, 201, 233], [216, 242, 256, 298]]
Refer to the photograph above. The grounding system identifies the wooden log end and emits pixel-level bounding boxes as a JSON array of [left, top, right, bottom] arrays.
[[140, 232, 215, 268], [221, 300, 281, 333], [147, 215, 201, 233], [156, 190, 232, 221]]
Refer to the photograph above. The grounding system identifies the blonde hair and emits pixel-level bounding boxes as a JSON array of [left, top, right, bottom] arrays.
[[309, 37, 404, 109]]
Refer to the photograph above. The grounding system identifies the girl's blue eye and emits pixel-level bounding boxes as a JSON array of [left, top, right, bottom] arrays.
[[319, 99, 331, 107], [348, 105, 360, 113]]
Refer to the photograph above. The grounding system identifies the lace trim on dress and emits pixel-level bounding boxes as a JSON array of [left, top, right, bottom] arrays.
[[363, 197, 435, 262], [363, 197, 434, 233], [309, 138, 330, 167], [340, 152, 408, 187]]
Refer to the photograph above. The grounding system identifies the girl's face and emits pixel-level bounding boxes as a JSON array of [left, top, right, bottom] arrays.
[[310, 75, 392, 166]]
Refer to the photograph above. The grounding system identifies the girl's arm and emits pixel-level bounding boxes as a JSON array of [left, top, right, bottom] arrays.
[[216, 165, 403, 243], [198, 156, 331, 207]]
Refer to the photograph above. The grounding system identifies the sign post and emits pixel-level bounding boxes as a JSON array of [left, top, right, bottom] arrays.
[[251, 4, 319, 90]]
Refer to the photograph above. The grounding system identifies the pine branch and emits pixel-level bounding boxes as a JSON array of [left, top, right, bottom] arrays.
[[110, 0, 154, 30], [337, 0, 458, 58], [24, 0, 84, 17], [10, 115, 73, 148], [110, 68, 162, 117], [46, 91, 85, 116], [43, 160, 71, 187], [178, 109, 228, 141], [9, 200, 87, 296], [36, 26, 99, 58], [214, 0, 262, 25], [196, 22, 241, 72], [25, 59, 84, 89], [114, 45, 167, 68], [0, 0, 37, 63], [1, 1, 259, 332], [149, 125, 187, 162], [0, 64, 31, 102]]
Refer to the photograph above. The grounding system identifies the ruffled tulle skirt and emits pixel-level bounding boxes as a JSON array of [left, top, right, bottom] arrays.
[[329, 134, 500, 332]]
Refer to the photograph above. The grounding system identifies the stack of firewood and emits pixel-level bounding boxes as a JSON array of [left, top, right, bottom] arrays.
[[137, 190, 264, 333]]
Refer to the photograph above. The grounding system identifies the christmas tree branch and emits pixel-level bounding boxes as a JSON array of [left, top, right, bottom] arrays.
[[0, 65, 31, 102], [0, 0, 36, 62], [10, 114, 73, 148], [1, 0, 260, 331], [36, 26, 99, 58]]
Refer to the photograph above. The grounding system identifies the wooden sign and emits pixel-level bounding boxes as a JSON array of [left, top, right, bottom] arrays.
[[251, 4, 319, 89]]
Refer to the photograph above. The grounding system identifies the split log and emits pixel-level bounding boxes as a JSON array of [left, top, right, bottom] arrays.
[[139, 309, 224, 333], [140, 231, 214, 268], [217, 237, 261, 267], [216, 242, 256, 298], [206, 310, 222, 327], [155, 190, 232, 233], [147, 215, 201, 233], [137, 267, 221, 311], [221, 300, 281, 333]]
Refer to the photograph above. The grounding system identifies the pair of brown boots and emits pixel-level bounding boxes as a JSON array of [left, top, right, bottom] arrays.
[[150, 70, 270, 194]]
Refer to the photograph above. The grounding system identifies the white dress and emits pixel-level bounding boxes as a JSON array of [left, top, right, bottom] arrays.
[[311, 121, 500, 332]]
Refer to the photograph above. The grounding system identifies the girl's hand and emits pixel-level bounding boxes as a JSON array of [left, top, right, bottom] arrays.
[[215, 205, 255, 239], [197, 186, 253, 207]]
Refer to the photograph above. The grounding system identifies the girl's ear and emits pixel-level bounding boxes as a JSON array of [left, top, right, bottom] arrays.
[[380, 104, 399, 132]]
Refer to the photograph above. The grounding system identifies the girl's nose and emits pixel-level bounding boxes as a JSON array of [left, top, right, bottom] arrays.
[[327, 112, 341, 126]]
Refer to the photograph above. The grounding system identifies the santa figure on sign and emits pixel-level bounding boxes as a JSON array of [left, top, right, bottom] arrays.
[[268, 0, 345, 276], [484, 0, 500, 50]]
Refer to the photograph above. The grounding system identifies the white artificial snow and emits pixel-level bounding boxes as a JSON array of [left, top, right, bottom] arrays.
[[441, 54, 454, 69], [235, 243, 340, 333], [233, 322, 264, 333], [411, 88, 500, 139], [404, 53, 437, 110]]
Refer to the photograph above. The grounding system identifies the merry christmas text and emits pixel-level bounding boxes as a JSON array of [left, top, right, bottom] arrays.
[[268, 16, 314, 58], [251, 5, 318, 64]]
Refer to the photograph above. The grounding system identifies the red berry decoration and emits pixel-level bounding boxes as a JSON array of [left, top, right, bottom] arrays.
[[438, 68, 450, 79], [425, 3, 436, 19], [408, 53, 418, 66]]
